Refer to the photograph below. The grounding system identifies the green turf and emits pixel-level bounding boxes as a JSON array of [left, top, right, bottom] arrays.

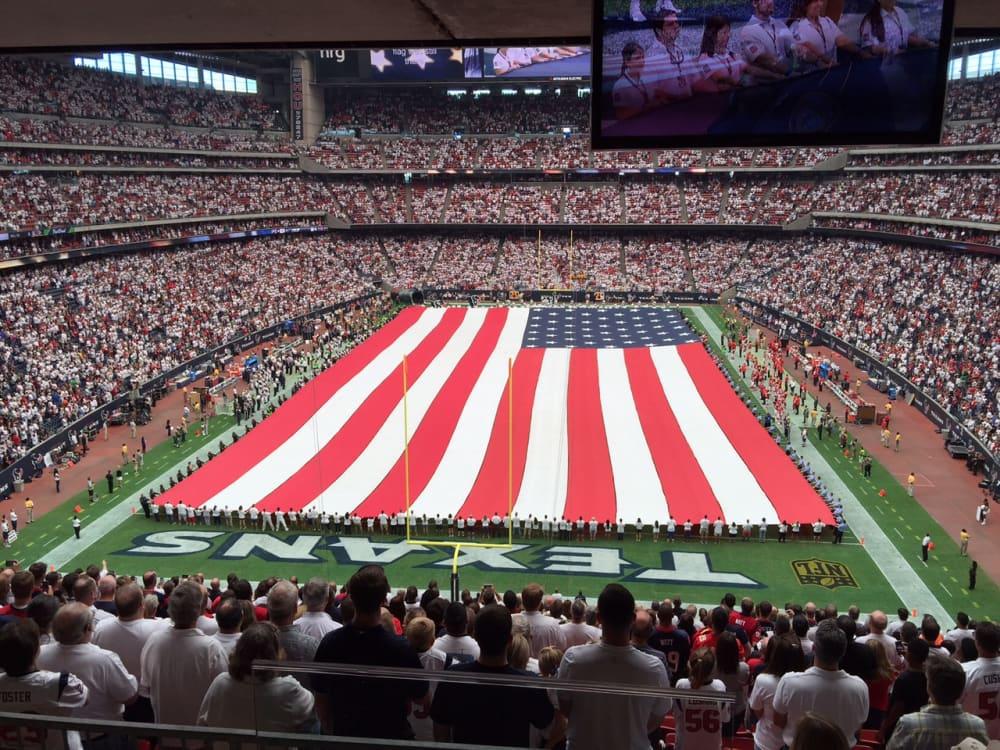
[[689, 305, 998, 617], [63, 519, 902, 609], [3, 414, 238, 564]]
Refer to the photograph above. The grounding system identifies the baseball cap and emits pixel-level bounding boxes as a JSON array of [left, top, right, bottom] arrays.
[[653, 0, 683, 14]]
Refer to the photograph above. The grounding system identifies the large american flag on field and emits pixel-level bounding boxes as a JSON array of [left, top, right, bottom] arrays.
[[158, 306, 832, 524]]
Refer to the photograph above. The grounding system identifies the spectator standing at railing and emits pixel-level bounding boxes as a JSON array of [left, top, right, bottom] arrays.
[[312, 565, 430, 740], [140, 581, 228, 726], [0, 619, 89, 748], [557, 583, 671, 750]]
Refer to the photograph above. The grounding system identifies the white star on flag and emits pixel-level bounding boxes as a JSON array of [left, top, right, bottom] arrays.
[[370, 50, 393, 73], [405, 49, 436, 69]]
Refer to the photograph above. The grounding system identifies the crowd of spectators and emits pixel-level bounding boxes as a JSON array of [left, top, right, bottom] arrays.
[[815, 217, 999, 246], [741, 240, 1000, 456], [562, 185, 623, 223], [0, 57, 284, 130], [625, 183, 684, 223], [0, 218, 327, 262], [0, 115, 292, 152], [410, 186, 449, 223], [0, 174, 339, 232], [851, 149, 1000, 168], [624, 238, 691, 292], [443, 185, 505, 223], [493, 236, 567, 288], [0, 565, 996, 749], [369, 184, 409, 223], [0, 235, 379, 469], [426, 237, 501, 289], [0, 146, 296, 170], [946, 73, 1000, 122]]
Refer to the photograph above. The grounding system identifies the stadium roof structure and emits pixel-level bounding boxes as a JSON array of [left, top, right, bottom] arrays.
[[2, 0, 996, 52]]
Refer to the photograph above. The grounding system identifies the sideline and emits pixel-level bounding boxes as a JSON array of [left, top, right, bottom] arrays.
[[691, 306, 952, 626], [40, 374, 308, 571]]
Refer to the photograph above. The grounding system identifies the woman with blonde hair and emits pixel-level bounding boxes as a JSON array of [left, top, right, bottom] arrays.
[[538, 646, 564, 678], [507, 632, 540, 673], [864, 638, 894, 729]]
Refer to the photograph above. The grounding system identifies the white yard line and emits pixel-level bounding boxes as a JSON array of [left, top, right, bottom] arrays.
[[691, 306, 953, 627]]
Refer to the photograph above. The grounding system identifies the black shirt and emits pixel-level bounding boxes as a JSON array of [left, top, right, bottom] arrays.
[[430, 662, 555, 747], [885, 669, 928, 740], [313, 623, 428, 739], [840, 641, 877, 682]]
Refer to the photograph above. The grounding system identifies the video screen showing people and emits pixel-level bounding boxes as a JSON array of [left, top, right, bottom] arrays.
[[472, 47, 590, 78], [595, 0, 951, 146]]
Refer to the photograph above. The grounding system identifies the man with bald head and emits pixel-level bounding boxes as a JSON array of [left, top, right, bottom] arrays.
[[857, 610, 904, 672], [632, 609, 669, 671], [268, 580, 318, 664], [93, 582, 165, 722], [74, 575, 114, 625], [94, 574, 118, 616], [37, 602, 138, 720], [140, 580, 227, 725]]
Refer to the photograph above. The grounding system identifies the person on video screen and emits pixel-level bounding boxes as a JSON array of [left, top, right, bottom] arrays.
[[739, 0, 794, 80], [646, 2, 710, 104], [696, 16, 747, 91], [859, 0, 934, 56], [613, 41, 651, 119], [493, 47, 530, 75], [789, 0, 869, 71]]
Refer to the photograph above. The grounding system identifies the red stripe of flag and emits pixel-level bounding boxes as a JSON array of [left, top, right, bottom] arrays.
[[676, 343, 833, 523], [157, 306, 425, 508], [353, 308, 509, 518], [459, 347, 545, 519], [623, 347, 724, 523], [254, 308, 467, 513], [563, 348, 617, 524]]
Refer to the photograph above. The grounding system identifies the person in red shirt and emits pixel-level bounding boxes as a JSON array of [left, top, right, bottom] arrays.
[[693, 607, 747, 659], [729, 597, 758, 643]]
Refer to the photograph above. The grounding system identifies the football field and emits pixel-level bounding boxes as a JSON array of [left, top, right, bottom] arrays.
[[6, 305, 995, 621]]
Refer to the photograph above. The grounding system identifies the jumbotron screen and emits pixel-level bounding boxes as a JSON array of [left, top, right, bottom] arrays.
[[591, 0, 956, 149]]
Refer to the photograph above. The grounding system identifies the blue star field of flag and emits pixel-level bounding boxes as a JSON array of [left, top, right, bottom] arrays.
[[521, 307, 702, 349]]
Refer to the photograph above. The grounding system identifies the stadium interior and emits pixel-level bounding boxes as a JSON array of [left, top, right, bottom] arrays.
[[0, 3, 998, 749]]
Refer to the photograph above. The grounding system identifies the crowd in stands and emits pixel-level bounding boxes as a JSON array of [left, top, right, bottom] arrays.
[[945, 73, 1000, 122], [0, 57, 284, 130], [443, 185, 504, 223], [0, 146, 296, 170], [851, 149, 1000, 168], [324, 89, 590, 134], [0, 174, 337, 231], [0, 236, 379, 469], [0, 115, 292, 152], [624, 238, 691, 292], [562, 185, 623, 224], [0, 563, 997, 749], [0, 218, 327, 261], [742, 241, 1000, 456], [816, 217, 999, 246]]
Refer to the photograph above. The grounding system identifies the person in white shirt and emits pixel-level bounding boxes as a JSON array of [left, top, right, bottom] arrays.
[[613, 41, 651, 121], [673, 648, 731, 750], [561, 599, 602, 648], [961, 621, 1000, 739], [207, 597, 242, 656], [857, 610, 905, 673], [514, 583, 566, 659], [645, 3, 704, 103], [248, 507, 260, 526], [73, 576, 114, 625], [696, 15, 748, 92], [558, 583, 671, 750], [140, 581, 229, 726], [198, 622, 315, 733], [739, 0, 793, 79], [749, 635, 806, 750], [294, 578, 341, 641], [0, 619, 89, 750], [93, 582, 167, 722], [37, 603, 138, 721], [493, 47, 531, 75], [773, 620, 869, 747], [789, 0, 868, 71], [261, 509, 275, 531], [859, 0, 933, 56], [945, 612, 975, 647], [886, 607, 909, 637], [434, 602, 480, 665]]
